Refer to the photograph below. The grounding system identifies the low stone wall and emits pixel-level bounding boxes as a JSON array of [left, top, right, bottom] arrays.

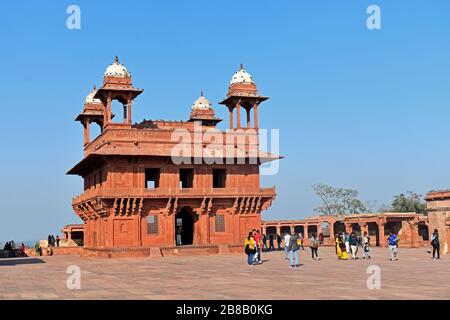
[[81, 244, 244, 258], [25, 246, 83, 257], [2, 245, 246, 259], [161, 245, 219, 257], [83, 246, 163, 258]]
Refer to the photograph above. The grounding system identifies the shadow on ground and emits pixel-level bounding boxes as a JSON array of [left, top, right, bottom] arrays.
[[0, 258, 46, 266]]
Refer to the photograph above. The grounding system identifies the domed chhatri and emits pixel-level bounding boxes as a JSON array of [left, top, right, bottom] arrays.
[[220, 64, 268, 130], [84, 85, 102, 105], [104, 56, 131, 77], [191, 91, 212, 110], [189, 91, 222, 126], [230, 64, 253, 85]]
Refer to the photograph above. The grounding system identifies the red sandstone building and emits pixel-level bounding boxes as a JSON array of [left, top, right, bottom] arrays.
[[67, 58, 281, 257]]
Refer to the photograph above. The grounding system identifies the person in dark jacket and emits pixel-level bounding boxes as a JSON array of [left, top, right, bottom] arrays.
[[276, 234, 282, 250], [269, 234, 274, 251], [288, 233, 300, 268], [262, 234, 267, 251], [349, 232, 359, 260], [431, 229, 440, 259]]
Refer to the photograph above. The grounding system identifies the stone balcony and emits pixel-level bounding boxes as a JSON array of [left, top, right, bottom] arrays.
[[72, 186, 276, 205]]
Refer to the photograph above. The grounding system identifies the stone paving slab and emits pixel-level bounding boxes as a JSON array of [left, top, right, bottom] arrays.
[[0, 247, 449, 300]]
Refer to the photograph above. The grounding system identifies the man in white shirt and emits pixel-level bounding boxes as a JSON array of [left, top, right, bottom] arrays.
[[283, 232, 291, 260]]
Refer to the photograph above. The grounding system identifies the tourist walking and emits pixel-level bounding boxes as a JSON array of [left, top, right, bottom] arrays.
[[336, 233, 348, 260], [362, 231, 371, 259], [431, 229, 440, 259], [349, 232, 358, 260], [262, 234, 267, 251], [3, 242, 10, 258], [344, 232, 350, 254], [387, 232, 400, 261], [244, 232, 256, 266], [276, 234, 282, 250], [176, 227, 183, 246], [309, 232, 320, 260], [20, 243, 26, 257], [318, 232, 324, 245], [47, 235, 52, 247], [269, 234, 274, 251], [10, 241, 16, 257], [299, 233, 305, 250], [56, 235, 60, 247], [253, 230, 262, 264], [288, 232, 300, 268], [34, 242, 40, 256], [283, 232, 291, 260]]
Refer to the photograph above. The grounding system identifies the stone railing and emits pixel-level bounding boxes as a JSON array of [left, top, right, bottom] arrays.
[[73, 186, 276, 204]]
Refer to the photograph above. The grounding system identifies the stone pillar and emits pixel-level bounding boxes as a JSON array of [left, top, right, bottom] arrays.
[[228, 107, 233, 129], [84, 121, 90, 146], [253, 102, 259, 129], [359, 222, 368, 236], [329, 222, 334, 238], [236, 103, 241, 129], [127, 98, 132, 125], [246, 107, 251, 128], [345, 223, 352, 234], [123, 105, 127, 124], [377, 222, 386, 247], [408, 220, 418, 248], [106, 96, 112, 126]]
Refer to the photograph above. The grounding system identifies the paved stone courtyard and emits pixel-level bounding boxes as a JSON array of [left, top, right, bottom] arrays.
[[0, 247, 449, 299]]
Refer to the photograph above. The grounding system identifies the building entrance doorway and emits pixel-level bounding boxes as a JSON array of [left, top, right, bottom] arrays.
[[175, 208, 194, 246]]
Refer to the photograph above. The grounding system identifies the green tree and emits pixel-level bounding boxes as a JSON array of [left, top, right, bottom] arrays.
[[388, 191, 426, 214], [312, 184, 367, 216]]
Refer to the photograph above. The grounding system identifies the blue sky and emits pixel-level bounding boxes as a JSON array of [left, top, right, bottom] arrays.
[[1, 0, 450, 242]]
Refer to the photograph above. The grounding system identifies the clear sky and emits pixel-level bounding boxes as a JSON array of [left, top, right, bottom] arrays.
[[1, 0, 450, 242]]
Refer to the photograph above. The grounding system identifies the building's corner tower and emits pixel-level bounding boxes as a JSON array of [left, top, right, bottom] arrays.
[[219, 64, 268, 130], [76, 85, 104, 146], [94, 56, 143, 128]]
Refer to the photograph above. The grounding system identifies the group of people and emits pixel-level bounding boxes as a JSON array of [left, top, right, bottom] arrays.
[[245, 228, 443, 266], [244, 229, 264, 265], [245, 230, 322, 268], [261, 233, 282, 251], [260, 232, 324, 252], [47, 234, 60, 247], [335, 231, 373, 260], [284, 232, 322, 268], [2, 241, 26, 258]]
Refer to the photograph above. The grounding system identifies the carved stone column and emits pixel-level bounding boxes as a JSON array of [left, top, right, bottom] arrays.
[[377, 222, 386, 247]]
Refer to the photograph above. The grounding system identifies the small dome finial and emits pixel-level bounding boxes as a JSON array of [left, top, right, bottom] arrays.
[[200, 90, 204, 97], [240, 63, 244, 70], [93, 84, 96, 90], [114, 56, 119, 64]]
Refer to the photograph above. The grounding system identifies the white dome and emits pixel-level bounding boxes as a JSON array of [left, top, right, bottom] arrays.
[[104, 56, 130, 77], [191, 93, 212, 110], [230, 64, 253, 85], [84, 86, 102, 104]]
